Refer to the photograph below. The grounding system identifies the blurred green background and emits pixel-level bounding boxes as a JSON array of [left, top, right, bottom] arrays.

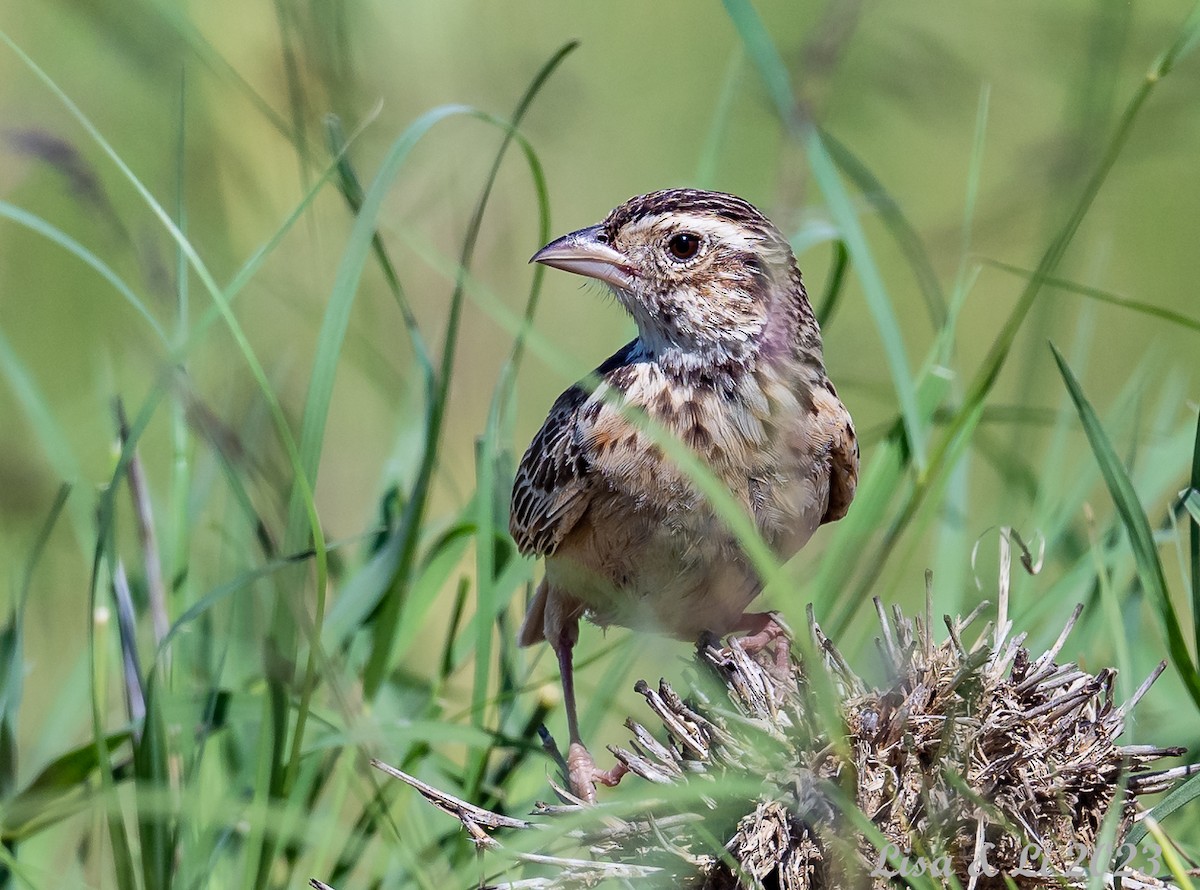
[[1, 0, 1199, 887]]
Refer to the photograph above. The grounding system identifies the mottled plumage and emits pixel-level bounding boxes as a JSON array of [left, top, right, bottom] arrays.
[[511, 189, 858, 800]]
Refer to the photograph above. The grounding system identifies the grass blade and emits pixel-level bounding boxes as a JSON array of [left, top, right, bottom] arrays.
[[132, 677, 173, 890], [1190, 411, 1200, 658], [278, 104, 476, 818], [1125, 769, 1200, 846], [722, 0, 927, 470], [286, 100, 478, 543], [0, 330, 90, 546], [0, 202, 169, 347], [828, 3, 1200, 624], [1050, 343, 1200, 707], [986, 259, 1200, 333], [814, 239, 848, 328], [362, 41, 577, 697], [819, 130, 947, 328], [694, 46, 743, 189], [1, 731, 132, 841]]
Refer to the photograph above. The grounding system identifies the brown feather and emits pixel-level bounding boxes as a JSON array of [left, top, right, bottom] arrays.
[[509, 340, 641, 558]]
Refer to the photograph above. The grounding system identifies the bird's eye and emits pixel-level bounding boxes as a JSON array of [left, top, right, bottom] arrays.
[[666, 232, 701, 261]]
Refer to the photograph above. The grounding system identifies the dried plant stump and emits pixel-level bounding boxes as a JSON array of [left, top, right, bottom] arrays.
[[358, 601, 1194, 889]]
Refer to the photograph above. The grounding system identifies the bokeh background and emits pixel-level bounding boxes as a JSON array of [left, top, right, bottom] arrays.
[[1, 1, 1199, 886]]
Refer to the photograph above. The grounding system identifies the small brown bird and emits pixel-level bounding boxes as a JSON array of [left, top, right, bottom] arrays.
[[511, 189, 858, 801]]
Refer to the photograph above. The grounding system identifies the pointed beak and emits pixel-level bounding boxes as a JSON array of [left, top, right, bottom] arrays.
[[529, 224, 635, 291]]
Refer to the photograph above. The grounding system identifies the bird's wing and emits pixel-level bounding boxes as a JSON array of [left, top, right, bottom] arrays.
[[510, 341, 641, 558], [814, 378, 859, 525], [510, 385, 595, 557]]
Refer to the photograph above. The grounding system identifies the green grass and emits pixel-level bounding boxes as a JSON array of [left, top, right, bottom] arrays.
[[0, 1, 1199, 887]]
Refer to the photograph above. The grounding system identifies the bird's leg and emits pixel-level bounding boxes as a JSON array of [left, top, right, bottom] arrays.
[[552, 625, 628, 803], [731, 611, 791, 675]]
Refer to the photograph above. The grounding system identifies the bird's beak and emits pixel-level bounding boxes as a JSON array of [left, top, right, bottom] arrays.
[[529, 225, 635, 291]]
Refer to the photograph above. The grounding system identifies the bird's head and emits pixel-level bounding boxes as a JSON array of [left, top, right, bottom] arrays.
[[531, 189, 817, 368]]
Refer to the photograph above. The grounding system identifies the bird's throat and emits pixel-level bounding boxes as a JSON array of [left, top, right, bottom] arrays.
[[641, 337, 758, 391]]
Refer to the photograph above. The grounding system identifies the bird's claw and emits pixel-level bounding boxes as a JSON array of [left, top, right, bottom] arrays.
[[730, 614, 792, 678], [566, 741, 628, 804]]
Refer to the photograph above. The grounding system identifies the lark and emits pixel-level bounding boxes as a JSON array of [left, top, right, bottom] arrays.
[[510, 189, 858, 802]]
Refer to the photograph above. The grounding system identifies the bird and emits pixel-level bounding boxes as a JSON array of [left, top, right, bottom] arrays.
[[510, 189, 859, 802]]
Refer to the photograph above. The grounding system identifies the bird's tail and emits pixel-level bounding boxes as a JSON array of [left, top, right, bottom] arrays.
[[517, 579, 550, 647]]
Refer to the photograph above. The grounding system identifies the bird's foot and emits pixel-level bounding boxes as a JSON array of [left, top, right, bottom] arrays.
[[566, 741, 628, 804], [730, 612, 792, 678]]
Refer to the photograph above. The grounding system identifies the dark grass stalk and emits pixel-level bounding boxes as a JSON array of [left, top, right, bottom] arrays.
[[109, 561, 146, 733], [108, 401, 188, 888], [179, 395, 278, 561], [463, 445, 500, 800], [116, 400, 169, 646], [131, 676, 173, 890], [477, 696, 553, 816], [87, 382, 171, 890], [168, 71, 193, 647], [440, 578, 471, 680], [270, 0, 313, 178]]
